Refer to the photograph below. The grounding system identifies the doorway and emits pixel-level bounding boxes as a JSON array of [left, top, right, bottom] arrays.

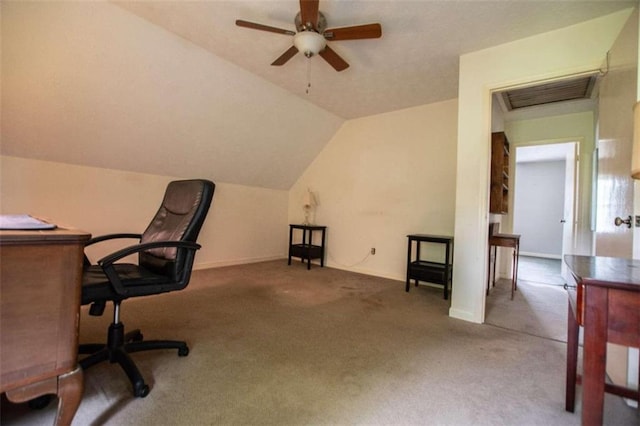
[[513, 142, 578, 287], [485, 142, 578, 342], [484, 80, 593, 341]]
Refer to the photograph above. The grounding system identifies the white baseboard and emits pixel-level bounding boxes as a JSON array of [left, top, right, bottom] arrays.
[[449, 307, 482, 324], [194, 255, 284, 270], [519, 252, 562, 260]]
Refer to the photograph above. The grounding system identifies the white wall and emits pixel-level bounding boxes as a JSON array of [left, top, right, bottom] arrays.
[[0, 156, 289, 280], [633, 7, 640, 406], [513, 160, 565, 257], [636, 2, 640, 258], [452, 8, 632, 323], [1, 1, 343, 190], [289, 100, 458, 281]]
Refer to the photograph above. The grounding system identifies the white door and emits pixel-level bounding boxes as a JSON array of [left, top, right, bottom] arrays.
[[561, 143, 578, 279], [594, 9, 637, 394], [595, 77, 634, 256], [595, 9, 637, 256]]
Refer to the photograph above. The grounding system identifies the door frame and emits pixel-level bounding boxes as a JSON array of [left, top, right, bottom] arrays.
[[510, 140, 581, 281]]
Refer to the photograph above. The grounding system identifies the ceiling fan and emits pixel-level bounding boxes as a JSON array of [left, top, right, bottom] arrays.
[[236, 0, 382, 72]]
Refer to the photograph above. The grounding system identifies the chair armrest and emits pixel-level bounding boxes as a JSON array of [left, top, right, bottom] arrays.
[[98, 240, 201, 265], [84, 233, 142, 267], [85, 233, 142, 247], [97, 241, 201, 296]]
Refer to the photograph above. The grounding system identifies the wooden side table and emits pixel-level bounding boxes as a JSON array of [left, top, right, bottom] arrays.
[[406, 234, 454, 299], [288, 224, 326, 270], [487, 222, 520, 300]]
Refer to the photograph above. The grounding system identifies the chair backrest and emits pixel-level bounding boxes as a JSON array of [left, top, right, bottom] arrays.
[[139, 179, 215, 280]]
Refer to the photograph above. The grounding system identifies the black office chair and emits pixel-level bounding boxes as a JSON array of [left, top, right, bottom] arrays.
[[79, 179, 215, 398]]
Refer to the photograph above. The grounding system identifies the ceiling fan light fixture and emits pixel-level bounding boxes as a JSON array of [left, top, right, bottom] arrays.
[[293, 31, 326, 58], [236, 4, 380, 71]]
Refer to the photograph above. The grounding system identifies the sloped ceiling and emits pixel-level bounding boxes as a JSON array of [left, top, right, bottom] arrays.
[[115, 0, 636, 119], [1, 1, 343, 190], [1, 1, 636, 190]]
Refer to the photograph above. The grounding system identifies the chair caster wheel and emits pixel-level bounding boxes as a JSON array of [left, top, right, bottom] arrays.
[[178, 346, 189, 357], [28, 395, 53, 410], [134, 383, 150, 398], [125, 330, 143, 343]]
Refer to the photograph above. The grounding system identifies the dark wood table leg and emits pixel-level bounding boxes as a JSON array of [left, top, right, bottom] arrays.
[[492, 246, 497, 288], [320, 228, 326, 267], [415, 241, 420, 287], [406, 238, 412, 292], [306, 229, 312, 270], [582, 285, 608, 425], [443, 241, 450, 300], [55, 367, 84, 426], [5, 366, 84, 426], [565, 301, 579, 412], [487, 243, 492, 296], [288, 226, 293, 265], [511, 247, 516, 300], [514, 240, 519, 292]]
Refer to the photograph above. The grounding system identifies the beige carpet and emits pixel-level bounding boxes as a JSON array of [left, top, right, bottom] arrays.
[[485, 254, 567, 343], [2, 260, 637, 425], [485, 278, 567, 343]]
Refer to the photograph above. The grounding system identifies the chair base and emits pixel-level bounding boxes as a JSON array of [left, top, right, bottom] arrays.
[[79, 322, 189, 398]]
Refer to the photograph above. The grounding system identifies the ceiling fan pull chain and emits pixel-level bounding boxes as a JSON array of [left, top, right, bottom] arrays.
[[306, 59, 312, 94]]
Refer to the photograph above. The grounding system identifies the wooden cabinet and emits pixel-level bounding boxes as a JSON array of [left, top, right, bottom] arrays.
[[490, 132, 510, 214]]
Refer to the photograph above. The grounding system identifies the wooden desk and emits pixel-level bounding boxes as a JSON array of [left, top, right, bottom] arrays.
[[564, 255, 640, 425], [1, 228, 90, 426]]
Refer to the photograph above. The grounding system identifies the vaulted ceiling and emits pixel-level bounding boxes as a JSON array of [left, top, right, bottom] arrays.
[[1, 1, 636, 190], [115, 0, 636, 119]]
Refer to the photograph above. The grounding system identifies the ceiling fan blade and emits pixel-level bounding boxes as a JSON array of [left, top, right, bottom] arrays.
[[299, 0, 319, 30], [319, 45, 349, 72], [324, 23, 382, 41], [271, 46, 299, 66], [236, 19, 296, 36]]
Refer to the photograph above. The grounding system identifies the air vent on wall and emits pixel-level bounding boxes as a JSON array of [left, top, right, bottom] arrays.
[[501, 75, 597, 111]]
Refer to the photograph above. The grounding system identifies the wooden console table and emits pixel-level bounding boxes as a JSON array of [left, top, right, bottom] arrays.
[[1, 228, 90, 425], [487, 222, 520, 300], [564, 255, 640, 425], [288, 224, 326, 270], [406, 234, 454, 300]]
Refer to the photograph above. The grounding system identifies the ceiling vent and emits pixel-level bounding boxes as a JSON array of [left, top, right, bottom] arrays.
[[500, 75, 597, 111]]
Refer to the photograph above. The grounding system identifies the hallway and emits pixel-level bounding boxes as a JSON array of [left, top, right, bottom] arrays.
[[485, 255, 567, 342], [518, 255, 564, 286]]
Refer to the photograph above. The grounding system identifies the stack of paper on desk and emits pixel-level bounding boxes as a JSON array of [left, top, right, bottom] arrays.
[[0, 214, 57, 230]]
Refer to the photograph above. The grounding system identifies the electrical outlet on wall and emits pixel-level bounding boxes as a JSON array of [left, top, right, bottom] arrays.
[[371, 248, 376, 255]]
